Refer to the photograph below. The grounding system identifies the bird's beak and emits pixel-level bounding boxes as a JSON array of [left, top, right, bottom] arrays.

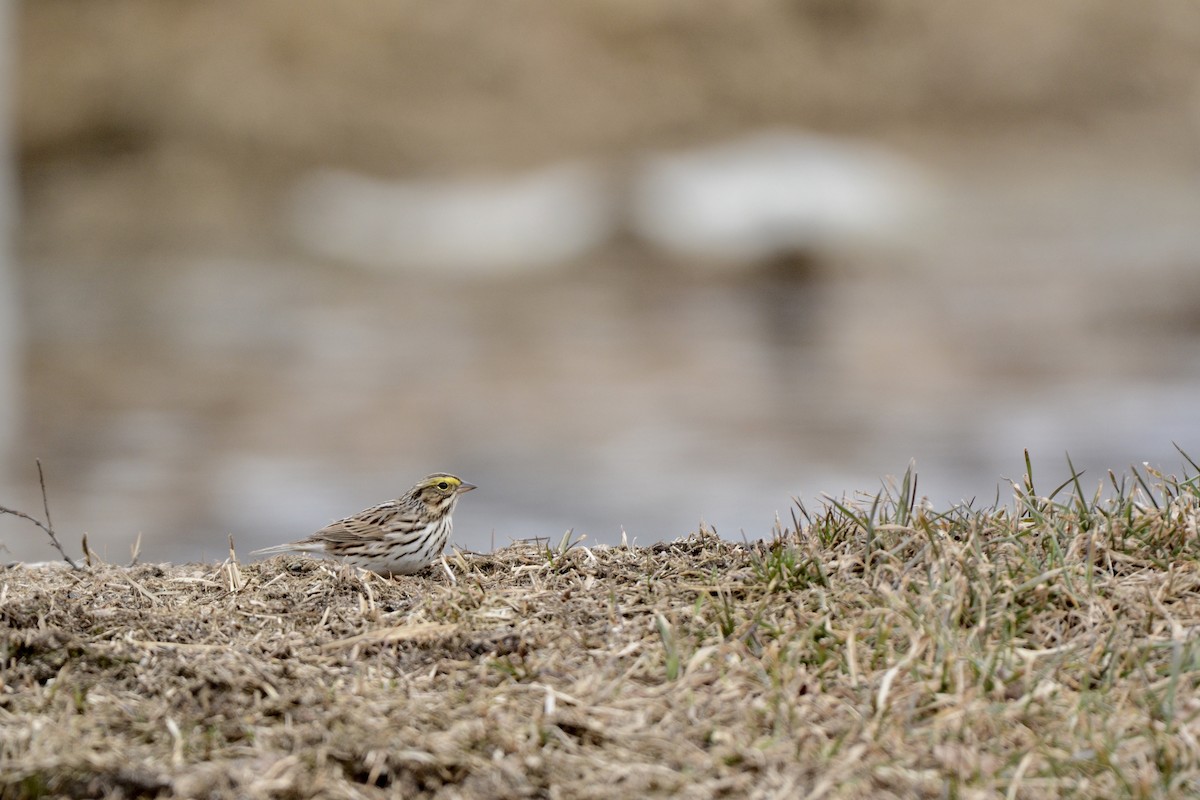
[[457, 482, 477, 494]]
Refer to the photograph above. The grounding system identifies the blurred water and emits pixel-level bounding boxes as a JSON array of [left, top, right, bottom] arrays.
[[4, 139, 1200, 566], [0, 0, 17, 471], [7, 0, 1200, 568]]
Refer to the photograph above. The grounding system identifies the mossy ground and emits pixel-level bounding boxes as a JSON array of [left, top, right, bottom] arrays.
[[3, 463, 1200, 799]]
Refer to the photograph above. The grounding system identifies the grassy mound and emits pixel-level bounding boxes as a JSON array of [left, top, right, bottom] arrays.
[[3, 463, 1200, 798]]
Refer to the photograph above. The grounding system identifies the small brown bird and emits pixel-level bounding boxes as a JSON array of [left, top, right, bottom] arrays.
[[253, 473, 476, 575]]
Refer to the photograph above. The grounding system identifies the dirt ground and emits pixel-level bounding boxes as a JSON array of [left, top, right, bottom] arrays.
[[3, 468, 1200, 799]]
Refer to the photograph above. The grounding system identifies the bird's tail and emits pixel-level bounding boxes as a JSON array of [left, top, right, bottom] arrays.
[[250, 542, 304, 557]]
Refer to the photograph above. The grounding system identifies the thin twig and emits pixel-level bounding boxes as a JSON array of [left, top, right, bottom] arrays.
[[37, 460, 53, 540], [0, 461, 80, 569]]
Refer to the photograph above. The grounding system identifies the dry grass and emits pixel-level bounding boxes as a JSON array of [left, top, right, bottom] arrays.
[[4, 462, 1200, 799]]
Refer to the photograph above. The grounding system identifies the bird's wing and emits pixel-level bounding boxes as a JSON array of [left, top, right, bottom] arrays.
[[251, 500, 423, 556], [311, 501, 420, 544]]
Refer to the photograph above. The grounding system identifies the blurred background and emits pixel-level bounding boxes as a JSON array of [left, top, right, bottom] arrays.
[[2, 0, 1200, 564]]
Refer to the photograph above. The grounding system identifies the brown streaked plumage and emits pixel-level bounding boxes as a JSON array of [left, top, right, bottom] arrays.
[[252, 473, 476, 575]]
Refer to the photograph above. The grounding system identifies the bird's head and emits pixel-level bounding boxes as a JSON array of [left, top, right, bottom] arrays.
[[412, 473, 476, 514]]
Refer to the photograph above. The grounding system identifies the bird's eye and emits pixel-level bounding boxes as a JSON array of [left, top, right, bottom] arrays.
[[437, 481, 450, 490]]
